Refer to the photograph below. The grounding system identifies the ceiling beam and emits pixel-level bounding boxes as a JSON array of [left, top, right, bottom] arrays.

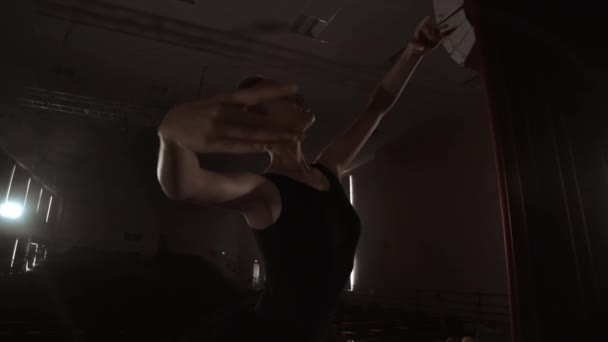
[[31, 0, 383, 85], [18, 87, 164, 127]]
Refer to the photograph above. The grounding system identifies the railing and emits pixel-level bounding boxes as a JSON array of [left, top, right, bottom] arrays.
[[343, 287, 510, 333]]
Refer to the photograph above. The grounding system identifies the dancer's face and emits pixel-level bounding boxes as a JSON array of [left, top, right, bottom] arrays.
[[251, 79, 315, 134]]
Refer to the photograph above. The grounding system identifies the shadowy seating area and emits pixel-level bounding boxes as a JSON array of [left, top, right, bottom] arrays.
[[0, 247, 250, 340], [333, 302, 509, 342], [0, 247, 511, 341]]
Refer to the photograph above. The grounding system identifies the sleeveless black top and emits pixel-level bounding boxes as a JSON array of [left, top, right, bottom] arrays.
[[252, 163, 361, 341]]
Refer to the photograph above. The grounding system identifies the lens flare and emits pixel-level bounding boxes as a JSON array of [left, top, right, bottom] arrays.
[[0, 202, 24, 219]]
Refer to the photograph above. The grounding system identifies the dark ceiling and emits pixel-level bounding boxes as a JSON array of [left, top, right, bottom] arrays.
[[1, 0, 483, 190]]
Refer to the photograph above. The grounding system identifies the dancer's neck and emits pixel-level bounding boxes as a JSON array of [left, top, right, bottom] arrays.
[[265, 141, 310, 175]]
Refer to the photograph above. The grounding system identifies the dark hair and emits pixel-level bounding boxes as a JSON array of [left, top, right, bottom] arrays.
[[237, 76, 268, 113], [238, 75, 266, 90]]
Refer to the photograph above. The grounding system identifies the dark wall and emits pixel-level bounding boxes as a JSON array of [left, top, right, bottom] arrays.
[[0, 98, 262, 285], [351, 99, 507, 295], [0, 101, 163, 254]]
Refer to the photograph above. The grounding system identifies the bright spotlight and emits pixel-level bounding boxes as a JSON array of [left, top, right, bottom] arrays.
[[0, 202, 24, 219]]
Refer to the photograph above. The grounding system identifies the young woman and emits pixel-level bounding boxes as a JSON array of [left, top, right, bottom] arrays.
[[157, 16, 454, 342]]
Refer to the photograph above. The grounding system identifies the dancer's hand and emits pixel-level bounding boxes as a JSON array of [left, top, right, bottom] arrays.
[[158, 83, 303, 154], [408, 16, 456, 55]]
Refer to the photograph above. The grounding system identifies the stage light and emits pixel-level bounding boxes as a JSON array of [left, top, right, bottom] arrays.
[[46, 196, 53, 223], [10, 239, 18, 269], [349, 175, 354, 205], [349, 258, 356, 291], [31, 243, 39, 267], [0, 202, 24, 219], [348, 175, 356, 291]]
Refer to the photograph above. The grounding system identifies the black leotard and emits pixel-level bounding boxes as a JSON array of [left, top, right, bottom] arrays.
[[251, 163, 361, 341], [186, 163, 361, 342]]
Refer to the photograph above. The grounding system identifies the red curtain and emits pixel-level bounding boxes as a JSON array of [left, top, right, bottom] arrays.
[[467, 1, 607, 341]]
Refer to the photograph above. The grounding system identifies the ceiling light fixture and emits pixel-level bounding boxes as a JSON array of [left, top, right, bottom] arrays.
[[291, 14, 328, 40], [291, 1, 348, 42]]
